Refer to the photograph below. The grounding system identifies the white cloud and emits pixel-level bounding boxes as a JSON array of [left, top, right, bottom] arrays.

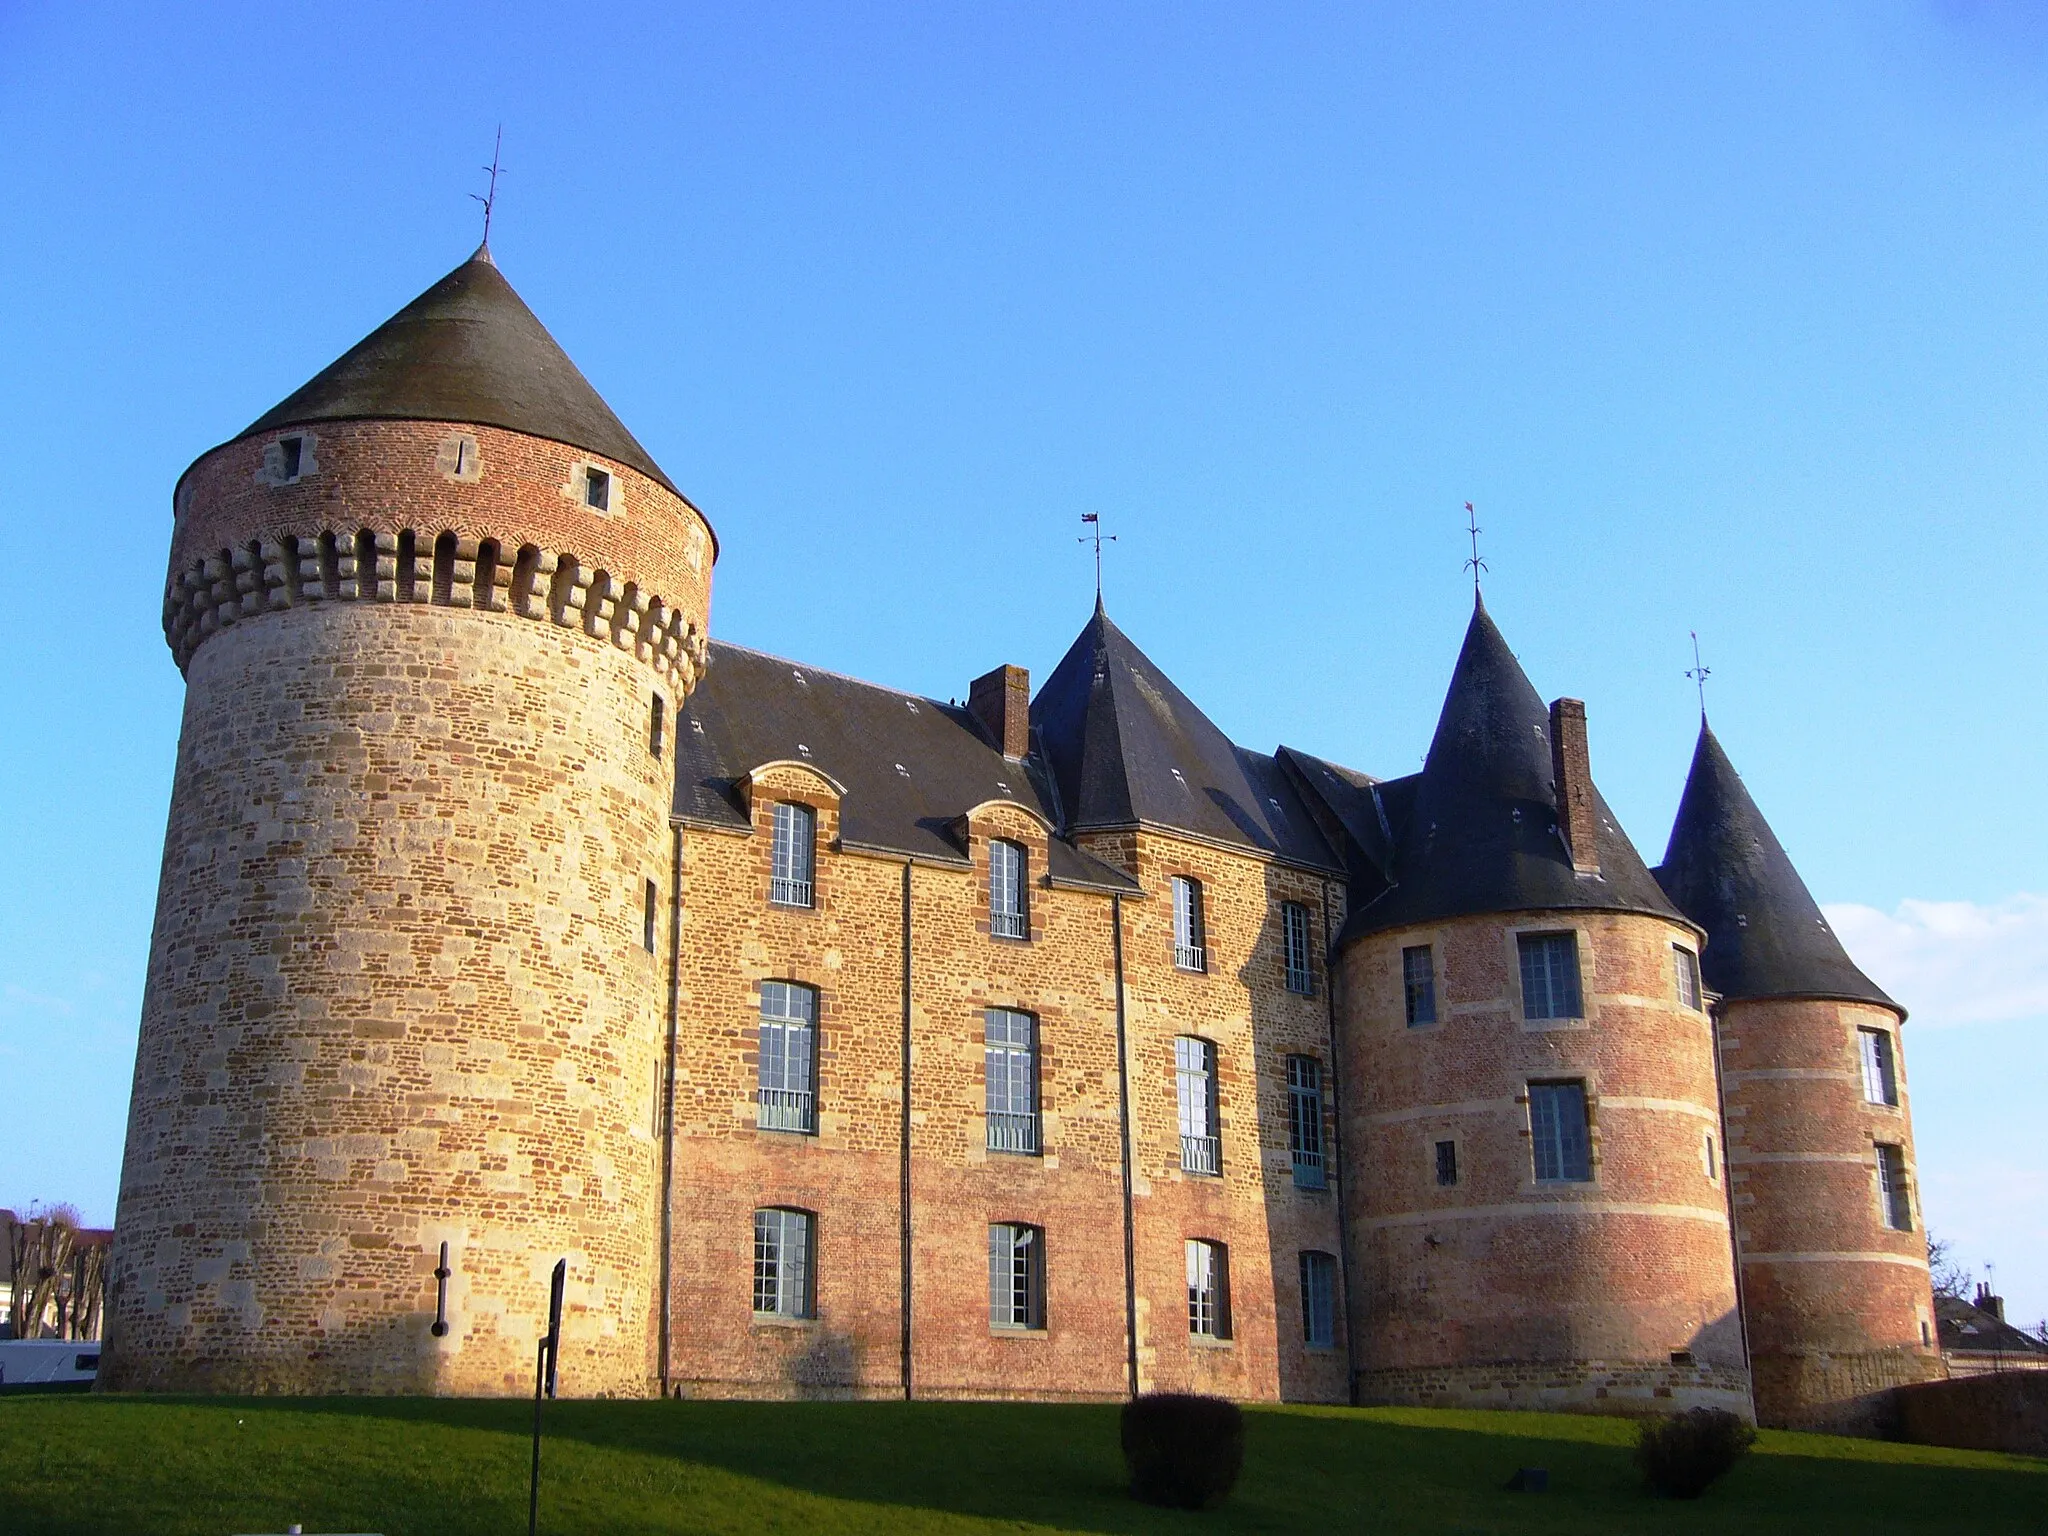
[[1823, 893, 2048, 1027], [0, 984, 77, 1018]]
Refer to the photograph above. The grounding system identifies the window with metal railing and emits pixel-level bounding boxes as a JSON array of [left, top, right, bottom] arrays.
[[984, 1008, 1040, 1154], [1172, 876, 1206, 972], [1186, 1239, 1230, 1339], [752, 1207, 814, 1319], [989, 839, 1028, 940], [1282, 900, 1313, 995], [757, 981, 817, 1133], [1286, 1055, 1325, 1189], [988, 1223, 1045, 1330], [769, 802, 815, 907], [1176, 1036, 1220, 1174]]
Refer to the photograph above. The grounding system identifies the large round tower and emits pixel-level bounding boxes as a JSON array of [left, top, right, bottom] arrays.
[[101, 248, 714, 1394], [1335, 603, 1749, 1417], [1655, 724, 1942, 1432]]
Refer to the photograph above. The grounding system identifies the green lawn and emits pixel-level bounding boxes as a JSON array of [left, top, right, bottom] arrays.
[[1, 1395, 2040, 1535]]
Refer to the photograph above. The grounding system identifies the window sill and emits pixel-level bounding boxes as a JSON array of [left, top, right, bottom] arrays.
[[1303, 1343, 1340, 1354], [755, 1125, 820, 1139], [767, 900, 817, 913], [751, 1314, 817, 1330], [986, 1147, 1044, 1159], [991, 1326, 1049, 1340], [1189, 1334, 1233, 1350]]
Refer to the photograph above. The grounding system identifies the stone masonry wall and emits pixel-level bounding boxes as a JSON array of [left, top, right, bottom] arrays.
[[1720, 995, 1944, 1431], [1337, 908, 1749, 1418]]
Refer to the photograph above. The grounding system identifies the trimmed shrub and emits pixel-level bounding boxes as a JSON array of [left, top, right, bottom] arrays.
[[1636, 1407, 1757, 1499], [1120, 1393, 1245, 1510]]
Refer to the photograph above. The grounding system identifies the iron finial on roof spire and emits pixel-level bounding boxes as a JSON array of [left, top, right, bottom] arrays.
[[1686, 630, 1712, 720], [1079, 512, 1116, 610], [471, 125, 505, 256], [1463, 501, 1487, 599]]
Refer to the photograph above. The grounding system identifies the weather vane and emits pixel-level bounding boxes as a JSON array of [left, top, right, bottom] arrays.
[[1686, 630, 1712, 718], [1079, 512, 1116, 605], [472, 126, 505, 248], [1463, 502, 1487, 595]]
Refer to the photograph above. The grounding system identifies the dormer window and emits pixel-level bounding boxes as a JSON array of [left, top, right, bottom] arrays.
[[1172, 877, 1206, 972], [989, 839, 1028, 941], [584, 467, 612, 511], [769, 802, 816, 908]]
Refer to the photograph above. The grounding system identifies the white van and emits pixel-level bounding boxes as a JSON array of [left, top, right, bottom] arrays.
[[0, 1338, 101, 1388]]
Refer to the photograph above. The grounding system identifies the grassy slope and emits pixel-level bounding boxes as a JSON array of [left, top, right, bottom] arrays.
[[1, 1396, 2040, 1535]]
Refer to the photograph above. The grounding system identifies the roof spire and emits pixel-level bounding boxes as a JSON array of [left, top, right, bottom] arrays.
[[1079, 512, 1115, 610], [1463, 501, 1487, 600], [1685, 630, 1712, 720], [470, 125, 505, 257]]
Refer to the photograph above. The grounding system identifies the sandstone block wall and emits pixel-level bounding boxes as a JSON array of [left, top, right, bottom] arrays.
[[1337, 908, 1749, 1417], [1720, 996, 1944, 1431]]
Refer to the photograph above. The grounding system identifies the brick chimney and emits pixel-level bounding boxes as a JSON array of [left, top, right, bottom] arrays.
[[1975, 1282, 2006, 1322], [1549, 697, 1601, 876], [969, 664, 1031, 759]]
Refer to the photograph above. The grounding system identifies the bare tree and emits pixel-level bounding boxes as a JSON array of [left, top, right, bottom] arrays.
[[1925, 1232, 1972, 1301], [6, 1204, 82, 1340]]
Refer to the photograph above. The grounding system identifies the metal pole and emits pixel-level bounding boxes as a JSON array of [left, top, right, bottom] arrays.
[[528, 1258, 567, 1536]]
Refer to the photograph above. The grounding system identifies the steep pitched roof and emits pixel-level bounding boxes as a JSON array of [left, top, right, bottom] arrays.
[[1654, 723, 1896, 1010], [237, 248, 685, 498], [1340, 599, 1682, 943], [1029, 604, 1340, 871], [673, 640, 1138, 892]]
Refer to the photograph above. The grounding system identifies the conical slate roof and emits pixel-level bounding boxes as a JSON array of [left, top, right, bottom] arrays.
[[1654, 723, 1896, 1011], [1340, 599, 1682, 943], [239, 248, 681, 495], [1029, 603, 1338, 869]]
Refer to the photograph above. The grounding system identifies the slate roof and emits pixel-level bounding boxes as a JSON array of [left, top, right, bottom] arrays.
[[1274, 747, 1394, 894], [235, 248, 688, 502], [673, 640, 1138, 892], [1654, 723, 1896, 1010], [1936, 1293, 2048, 1359], [1336, 599, 1684, 945], [1029, 604, 1341, 872]]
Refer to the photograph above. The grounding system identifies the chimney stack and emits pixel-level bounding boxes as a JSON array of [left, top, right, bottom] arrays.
[[969, 664, 1031, 759], [1975, 1282, 2006, 1322], [1549, 697, 1601, 876]]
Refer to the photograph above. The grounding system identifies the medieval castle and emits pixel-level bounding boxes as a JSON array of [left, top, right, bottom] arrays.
[[103, 247, 1943, 1432]]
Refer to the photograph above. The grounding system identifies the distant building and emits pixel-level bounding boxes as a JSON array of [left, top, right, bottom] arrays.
[[102, 246, 1943, 1433], [1937, 1288, 2048, 1378]]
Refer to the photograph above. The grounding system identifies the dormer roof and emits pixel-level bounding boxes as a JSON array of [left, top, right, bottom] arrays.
[[238, 248, 682, 497], [1339, 599, 1681, 943], [1654, 722, 1896, 1011]]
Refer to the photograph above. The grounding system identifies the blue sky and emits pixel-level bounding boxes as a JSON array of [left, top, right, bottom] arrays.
[[2, 2, 2044, 1325]]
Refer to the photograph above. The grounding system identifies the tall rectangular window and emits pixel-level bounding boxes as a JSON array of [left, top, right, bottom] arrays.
[[643, 878, 659, 954], [984, 1008, 1039, 1154], [1435, 1139, 1459, 1187], [1402, 945, 1437, 1026], [989, 839, 1029, 940], [1186, 1239, 1230, 1339], [1876, 1144, 1912, 1230], [1859, 1028, 1899, 1107], [1674, 945, 1702, 1010], [988, 1223, 1045, 1330], [1529, 1080, 1592, 1182], [1299, 1250, 1336, 1347], [1518, 932, 1583, 1020], [649, 693, 665, 758], [769, 802, 815, 907], [1176, 1037, 1219, 1175], [1282, 901, 1313, 994], [1286, 1055, 1325, 1189], [1172, 876, 1207, 972], [757, 981, 817, 1133], [752, 1208, 813, 1318]]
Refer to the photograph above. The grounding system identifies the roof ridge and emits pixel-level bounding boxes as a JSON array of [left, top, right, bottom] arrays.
[[705, 637, 960, 709]]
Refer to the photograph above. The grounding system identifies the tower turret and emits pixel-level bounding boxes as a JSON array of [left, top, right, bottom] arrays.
[[1657, 723, 1942, 1431], [1333, 601, 1748, 1417], [102, 249, 713, 1394]]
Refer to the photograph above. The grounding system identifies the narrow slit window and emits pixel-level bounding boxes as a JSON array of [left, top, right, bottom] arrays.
[[757, 982, 818, 1134], [989, 839, 1028, 940], [1876, 1143, 1912, 1231], [1518, 932, 1584, 1020], [984, 1009, 1039, 1154], [1529, 1080, 1592, 1183], [752, 1208, 814, 1318], [584, 467, 612, 511], [1286, 1055, 1325, 1189], [649, 694, 665, 759], [1858, 1028, 1899, 1107], [1299, 1250, 1336, 1347], [1175, 1037, 1219, 1175], [1402, 945, 1437, 1026], [1172, 877, 1206, 972], [988, 1223, 1045, 1330], [1674, 945, 1702, 1011], [1282, 901, 1313, 995], [1703, 1132, 1718, 1181], [278, 435, 303, 481], [769, 802, 816, 907], [1186, 1239, 1230, 1339], [1435, 1138, 1459, 1187], [642, 879, 658, 954]]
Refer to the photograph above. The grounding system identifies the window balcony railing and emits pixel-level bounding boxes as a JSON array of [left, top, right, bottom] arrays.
[[1292, 1152, 1326, 1190], [1174, 943, 1207, 973], [990, 910, 1027, 940], [757, 1087, 815, 1134], [1180, 1133, 1221, 1176], [769, 877, 814, 908], [1284, 965, 1313, 996], [986, 1110, 1040, 1154]]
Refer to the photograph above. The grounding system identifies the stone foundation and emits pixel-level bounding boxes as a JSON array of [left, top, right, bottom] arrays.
[[1356, 1359, 1754, 1419]]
